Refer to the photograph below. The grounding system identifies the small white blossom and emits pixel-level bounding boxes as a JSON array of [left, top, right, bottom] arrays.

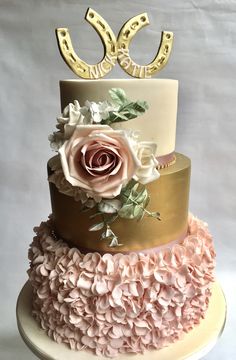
[[80, 100, 117, 124]]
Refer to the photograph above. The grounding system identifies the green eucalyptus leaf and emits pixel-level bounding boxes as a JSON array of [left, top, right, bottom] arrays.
[[136, 211, 146, 222], [98, 199, 121, 214], [112, 111, 128, 120], [133, 205, 143, 218], [143, 195, 150, 208], [124, 108, 140, 117], [89, 212, 102, 219], [121, 181, 139, 204], [80, 206, 93, 213], [119, 180, 154, 220], [109, 236, 122, 247], [135, 187, 149, 204], [118, 204, 136, 219], [106, 214, 119, 224], [135, 100, 149, 111], [109, 88, 127, 106], [89, 222, 104, 231], [100, 231, 108, 240], [103, 89, 149, 125], [131, 182, 140, 194]]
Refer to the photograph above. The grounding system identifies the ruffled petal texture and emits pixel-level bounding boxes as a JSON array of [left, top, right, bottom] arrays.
[[58, 125, 140, 199], [28, 214, 215, 358]]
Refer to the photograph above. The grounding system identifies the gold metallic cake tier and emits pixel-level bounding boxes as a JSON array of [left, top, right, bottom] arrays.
[[48, 153, 190, 253]]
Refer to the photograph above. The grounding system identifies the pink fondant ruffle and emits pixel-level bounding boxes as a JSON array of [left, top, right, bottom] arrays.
[[28, 214, 215, 358]]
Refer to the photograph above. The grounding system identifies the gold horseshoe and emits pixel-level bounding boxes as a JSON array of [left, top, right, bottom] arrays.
[[56, 8, 117, 79], [117, 13, 173, 78]]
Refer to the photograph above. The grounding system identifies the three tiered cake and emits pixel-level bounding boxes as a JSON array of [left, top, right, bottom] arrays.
[[27, 8, 215, 358]]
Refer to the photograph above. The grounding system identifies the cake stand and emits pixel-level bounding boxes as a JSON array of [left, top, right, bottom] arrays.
[[16, 281, 226, 360]]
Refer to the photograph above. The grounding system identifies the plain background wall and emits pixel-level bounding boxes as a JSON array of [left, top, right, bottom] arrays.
[[0, 0, 235, 358]]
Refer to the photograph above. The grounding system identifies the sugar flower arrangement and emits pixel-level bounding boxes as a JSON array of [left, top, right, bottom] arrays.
[[49, 88, 160, 246]]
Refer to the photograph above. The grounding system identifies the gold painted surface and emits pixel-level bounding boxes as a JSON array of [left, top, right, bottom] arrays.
[[48, 153, 191, 253]]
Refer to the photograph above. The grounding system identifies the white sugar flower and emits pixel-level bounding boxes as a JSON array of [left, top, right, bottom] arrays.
[[133, 142, 160, 185], [49, 100, 85, 150], [80, 100, 117, 124], [48, 131, 65, 151], [59, 100, 86, 138]]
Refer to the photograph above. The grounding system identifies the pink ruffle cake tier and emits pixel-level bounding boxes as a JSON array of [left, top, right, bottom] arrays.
[[28, 214, 215, 358]]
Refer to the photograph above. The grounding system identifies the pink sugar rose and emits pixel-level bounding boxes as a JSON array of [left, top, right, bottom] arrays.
[[59, 125, 140, 199]]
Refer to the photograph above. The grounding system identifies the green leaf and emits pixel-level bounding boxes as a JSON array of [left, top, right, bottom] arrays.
[[121, 181, 149, 206], [106, 214, 119, 224], [109, 236, 123, 247], [109, 88, 127, 106], [118, 204, 136, 219], [100, 225, 123, 247], [80, 206, 93, 213], [134, 100, 149, 111], [101, 88, 149, 125], [112, 111, 128, 120], [133, 205, 143, 218], [135, 186, 150, 205], [88, 222, 104, 231], [136, 211, 146, 222], [123, 108, 139, 117], [89, 212, 102, 219], [129, 183, 139, 196], [118, 180, 156, 220]]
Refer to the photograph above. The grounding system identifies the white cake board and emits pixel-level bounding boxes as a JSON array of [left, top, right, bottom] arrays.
[[16, 281, 226, 360]]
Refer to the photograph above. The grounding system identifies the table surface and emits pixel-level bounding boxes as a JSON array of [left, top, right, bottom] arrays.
[[16, 281, 226, 360]]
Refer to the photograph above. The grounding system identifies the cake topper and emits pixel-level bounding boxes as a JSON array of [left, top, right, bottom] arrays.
[[56, 8, 173, 79], [56, 8, 117, 79]]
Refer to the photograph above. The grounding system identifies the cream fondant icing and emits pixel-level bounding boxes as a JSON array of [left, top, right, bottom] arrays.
[[60, 79, 178, 157], [28, 214, 215, 358]]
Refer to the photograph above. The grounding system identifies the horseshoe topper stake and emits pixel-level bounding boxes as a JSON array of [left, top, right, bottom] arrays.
[[56, 8, 174, 79], [117, 13, 173, 78], [56, 8, 118, 79]]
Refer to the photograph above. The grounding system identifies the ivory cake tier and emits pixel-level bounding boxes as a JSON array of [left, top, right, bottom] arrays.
[[60, 79, 178, 157]]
